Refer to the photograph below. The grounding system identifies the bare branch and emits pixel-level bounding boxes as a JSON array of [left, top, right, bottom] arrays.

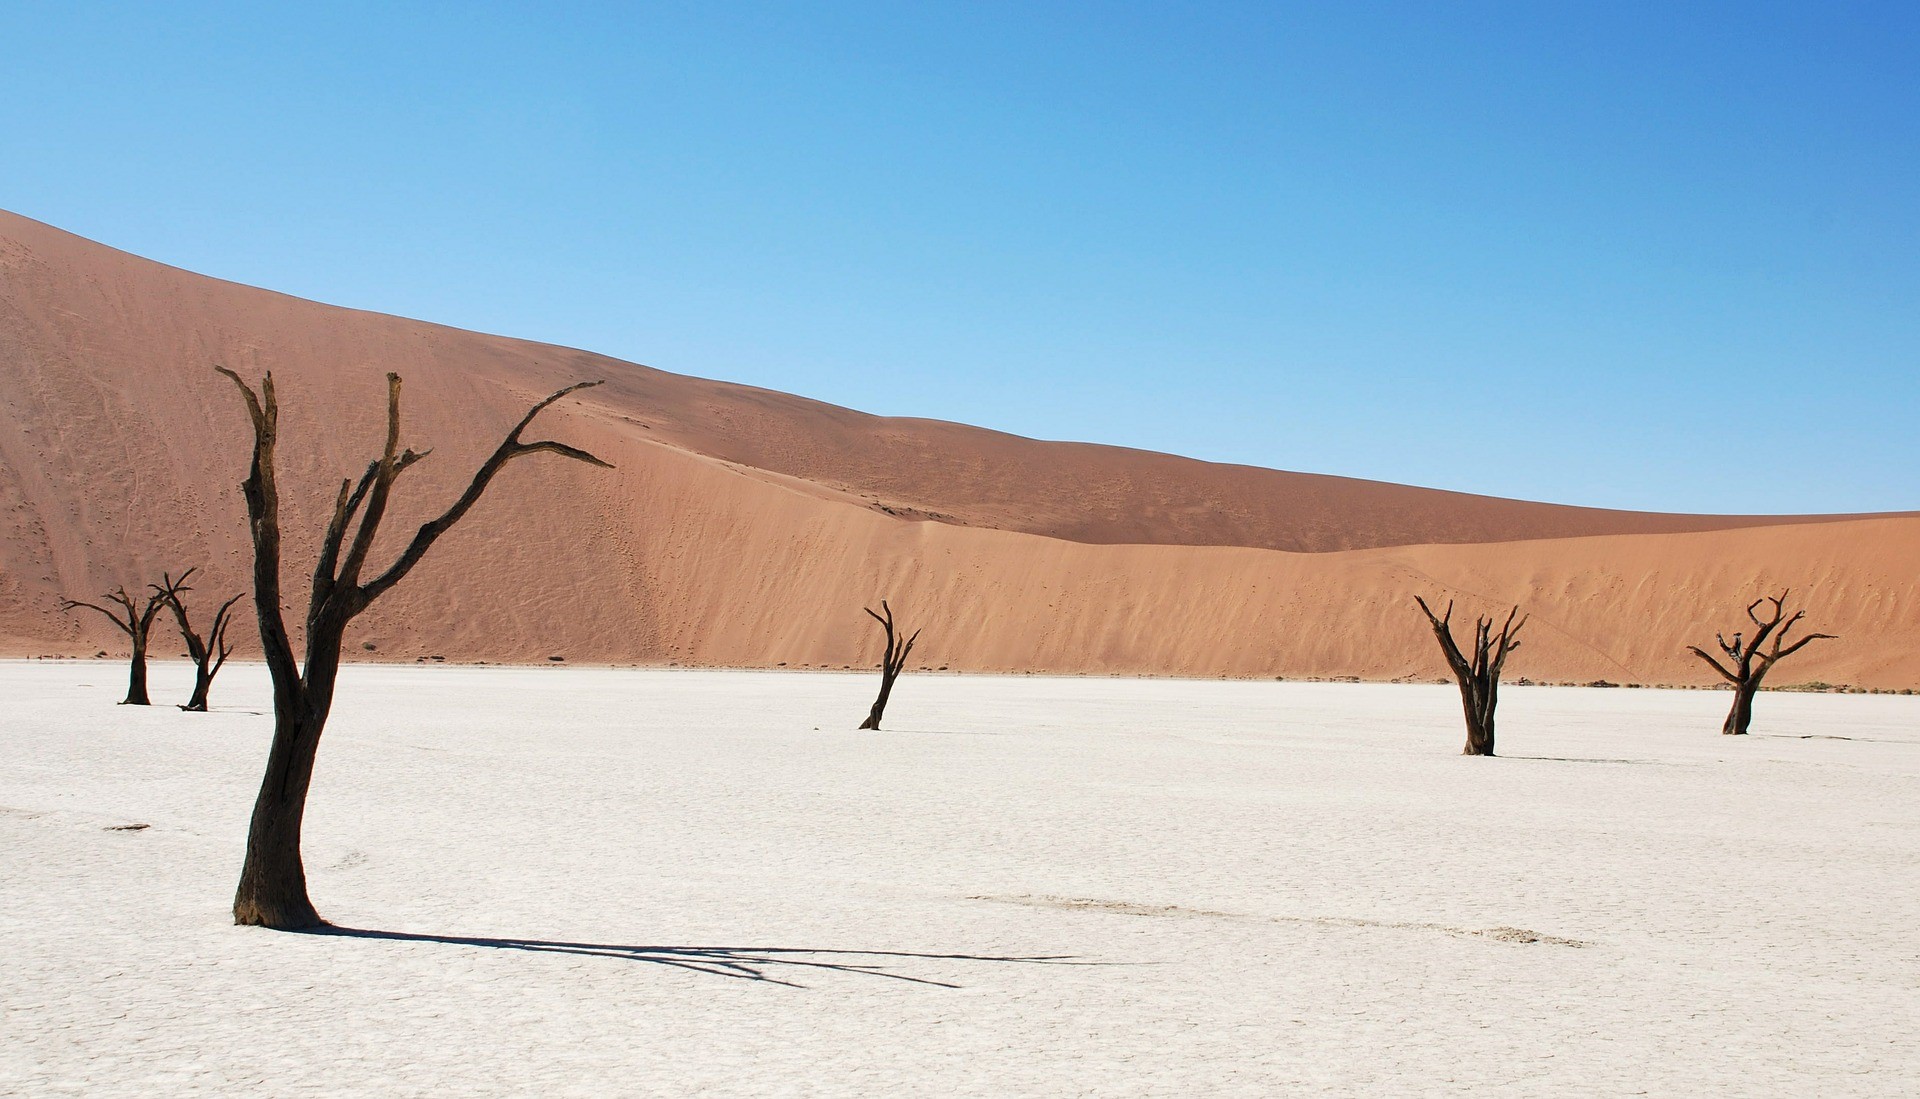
[[209, 593, 242, 676], [151, 567, 199, 600], [1769, 632, 1837, 663], [510, 439, 613, 468], [1771, 609, 1807, 647], [1686, 646, 1740, 683], [357, 380, 610, 605], [61, 597, 135, 636], [333, 374, 407, 589], [214, 366, 269, 435], [1487, 608, 1526, 678], [505, 380, 607, 442], [215, 366, 300, 692], [314, 475, 363, 592], [1413, 595, 1473, 678]]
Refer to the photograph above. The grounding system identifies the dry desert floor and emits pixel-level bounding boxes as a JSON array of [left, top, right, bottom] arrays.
[[3, 661, 1917, 1096]]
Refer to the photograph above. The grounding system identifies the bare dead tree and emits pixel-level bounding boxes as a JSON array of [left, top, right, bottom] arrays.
[[61, 585, 168, 705], [1414, 596, 1526, 756], [153, 568, 243, 713], [217, 367, 610, 929], [857, 600, 920, 730], [1686, 590, 1836, 736]]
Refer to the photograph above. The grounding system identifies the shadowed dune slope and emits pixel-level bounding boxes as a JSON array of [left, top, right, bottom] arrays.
[[2, 210, 1915, 686]]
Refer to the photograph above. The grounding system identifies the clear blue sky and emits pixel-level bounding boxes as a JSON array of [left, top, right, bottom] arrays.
[[2, 2, 1914, 513]]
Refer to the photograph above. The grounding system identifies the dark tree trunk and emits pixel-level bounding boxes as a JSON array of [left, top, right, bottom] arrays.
[[1722, 685, 1756, 736], [123, 633, 151, 706], [234, 618, 342, 929], [232, 709, 325, 928], [218, 368, 608, 929], [1461, 679, 1496, 756], [184, 667, 214, 713], [859, 675, 896, 730], [857, 600, 920, 731]]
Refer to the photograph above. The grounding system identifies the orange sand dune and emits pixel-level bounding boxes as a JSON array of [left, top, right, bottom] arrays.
[[2, 210, 1914, 686]]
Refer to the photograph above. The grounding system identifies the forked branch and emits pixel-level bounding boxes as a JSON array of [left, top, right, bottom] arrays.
[[359, 380, 611, 605], [60, 587, 147, 636]]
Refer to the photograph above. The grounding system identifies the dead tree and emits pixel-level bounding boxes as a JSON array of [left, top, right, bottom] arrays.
[[218, 367, 609, 929], [1414, 597, 1526, 756], [61, 585, 168, 705], [857, 600, 920, 730], [153, 569, 243, 713], [1686, 590, 1836, 736]]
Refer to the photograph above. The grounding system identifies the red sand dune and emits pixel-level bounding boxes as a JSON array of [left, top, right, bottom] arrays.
[[2, 210, 1914, 686]]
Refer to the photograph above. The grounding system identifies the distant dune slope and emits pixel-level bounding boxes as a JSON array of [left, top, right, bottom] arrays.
[[2, 210, 1914, 685]]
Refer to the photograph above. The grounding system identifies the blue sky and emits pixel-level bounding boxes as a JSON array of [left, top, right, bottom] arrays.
[[2, 2, 1914, 513]]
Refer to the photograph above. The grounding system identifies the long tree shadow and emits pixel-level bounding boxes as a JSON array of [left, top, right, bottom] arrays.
[[1754, 733, 1901, 743], [1501, 755, 1662, 765], [300, 926, 1084, 988]]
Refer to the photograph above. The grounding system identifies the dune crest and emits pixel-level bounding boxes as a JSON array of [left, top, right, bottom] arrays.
[[2, 210, 1914, 686]]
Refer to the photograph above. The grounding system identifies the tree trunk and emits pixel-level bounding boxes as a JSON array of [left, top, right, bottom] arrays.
[[1463, 712, 1495, 756], [233, 705, 326, 928], [234, 627, 339, 930], [859, 672, 896, 730], [1722, 683, 1756, 736], [1461, 683, 1496, 756], [122, 634, 151, 706], [183, 666, 213, 713]]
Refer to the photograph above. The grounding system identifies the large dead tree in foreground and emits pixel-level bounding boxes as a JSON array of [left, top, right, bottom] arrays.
[[154, 569, 243, 713], [1686, 591, 1835, 736], [61, 585, 168, 705], [858, 600, 920, 730], [218, 367, 609, 930], [1415, 597, 1526, 756]]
